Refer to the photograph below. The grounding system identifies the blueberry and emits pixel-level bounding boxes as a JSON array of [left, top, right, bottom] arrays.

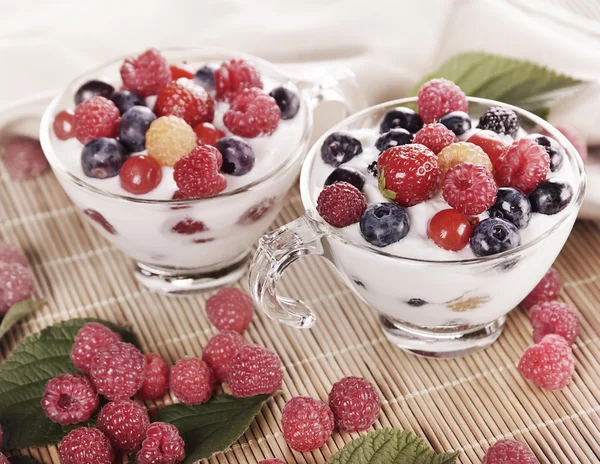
[[488, 187, 532, 229], [110, 90, 145, 115], [375, 128, 413, 153], [367, 161, 378, 178], [81, 138, 128, 179], [525, 133, 565, 172], [379, 107, 423, 134], [119, 106, 156, 152], [438, 111, 472, 136], [529, 178, 573, 215], [215, 136, 255, 176], [194, 65, 215, 91], [360, 202, 410, 247], [470, 217, 521, 257], [325, 167, 366, 191], [320, 132, 362, 167], [269, 86, 300, 120], [74, 80, 115, 105]]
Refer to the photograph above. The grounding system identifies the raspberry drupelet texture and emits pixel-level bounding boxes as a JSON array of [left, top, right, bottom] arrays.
[[0, 242, 28, 267], [205, 287, 254, 333], [521, 267, 561, 310], [2, 136, 49, 181], [173, 145, 227, 199], [517, 334, 575, 391], [120, 48, 172, 98], [223, 88, 281, 138], [170, 357, 214, 405], [214, 59, 263, 101], [442, 163, 498, 216], [202, 331, 247, 383], [97, 399, 150, 454], [328, 376, 381, 432], [90, 341, 146, 400], [59, 427, 115, 464], [137, 422, 185, 464], [41, 374, 99, 425], [494, 138, 550, 195], [71, 322, 122, 374], [317, 182, 367, 228], [137, 353, 170, 400], [530, 301, 580, 345], [417, 78, 468, 124], [0, 262, 34, 315], [145, 116, 198, 167], [155, 80, 214, 127], [73, 96, 120, 144], [281, 397, 335, 452], [482, 439, 539, 464], [437, 142, 493, 180], [413, 123, 458, 155], [228, 345, 283, 397]]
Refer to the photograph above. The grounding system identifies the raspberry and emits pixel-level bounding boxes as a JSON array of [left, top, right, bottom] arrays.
[[0, 262, 34, 315], [137, 422, 185, 464], [229, 345, 283, 397], [71, 322, 122, 374], [90, 341, 146, 400], [437, 142, 493, 180], [554, 124, 587, 163], [97, 399, 150, 453], [84, 209, 117, 235], [0, 454, 7, 464], [378, 144, 440, 207], [0, 242, 28, 267], [328, 376, 381, 432], [169, 65, 194, 80], [59, 427, 115, 464], [413, 123, 458, 155], [155, 80, 214, 127], [173, 145, 227, 198], [202, 331, 247, 383], [477, 106, 520, 138], [41, 374, 99, 425], [171, 218, 208, 235], [482, 439, 538, 464], [517, 334, 574, 391], [237, 197, 277, 225], [223, 88, 281, 138], [417, 78, 468, 124], [214, 59, 263, 101], [194, 122, 225, 146], [281, 397, 334, 452], [145, 116, 198, 167], [316, 182, 367, 228], [73, 96, 120, 144], [54, 109, 75, 140], [137, 353, 170, 400], [205, 287, 254, 333], [170, 357, 214, 405], [120, 48, 172, 97], [494, 138, 550, 195], [442, 163, 498, 215], [467, 130, 508, 166], [530, 301, 579, 345], [1, 136, 49, 181], [521, 267, 561, 310]]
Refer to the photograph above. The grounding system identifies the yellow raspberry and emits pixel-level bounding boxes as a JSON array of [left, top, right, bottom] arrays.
[[437, 142, 492, 180], [145, 116, 197, 167]]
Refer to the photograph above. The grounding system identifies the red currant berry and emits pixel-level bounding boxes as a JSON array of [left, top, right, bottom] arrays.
[[194, 122, 225, 146], [53, 110, 75, 140], [119, 155, 162, 195], [427, 209, 472, 251], [467, 130, 507, 166], [170, 65, 194, 80]]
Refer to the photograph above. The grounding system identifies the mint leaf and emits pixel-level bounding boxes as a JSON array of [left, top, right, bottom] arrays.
[[0, 300, 45, 341], [0, 318, 138, 449], [156, 394, 270, 463], [328, 428, 459, 464]]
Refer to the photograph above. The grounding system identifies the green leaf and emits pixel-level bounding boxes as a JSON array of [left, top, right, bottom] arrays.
[[155, 394, 270, 463], [0, 300, 45, 341], [328, 428, 459, 464], [0, 318, 138, 450]]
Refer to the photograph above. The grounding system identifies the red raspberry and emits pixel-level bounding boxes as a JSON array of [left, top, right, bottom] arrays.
[[229, 345, 283, 397], [53, 109, 75, 140], [73, 96, 120, 144], [521, 267, 561, 310], [378, 144, 440, 207], [442, 162, 498, 215], [170, 357, 214, 405], [41, 374, 99, 425], [84, 209, 117, 235], [237, 197, 277, 225], [173, 145, 227, 198], [467, 130, 508, 166], [530, 301, 580, 345], [194, 122, 225, 146], [517, 334, 574, 391], [71, 322, 122, 374], [137, 353, 170, 400], [214, 59, 263, 101], [0, 454, 7, 464], [155, 80, 214, 127], [417, 78, 468, 124], [171, 218, 208, 235], [120, 48, 172, 98], [316, 182, 367, 228], [281, 397, 334, 452], [554, 124, 588, 163], [59, 427, 115, 464], [482, 439, 538, 464], [90, 341, 146, 400], [202, 331, 247, 383], [97, 399, 150, 453], [328, 376, 381, 432], [2, 135, 49, 181], [205, 287, 254, 333], [0, 262, 34, 315], [0, 242, 28, 267], [137, 422, 185, 464], [223, 88, 281, 138], [413, 123, 458, 155], [169, 65, 194, 80], [494, 138, 550, 195]]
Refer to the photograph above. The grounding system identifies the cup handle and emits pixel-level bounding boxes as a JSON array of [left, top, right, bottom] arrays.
[[248, 212, 325, 329]]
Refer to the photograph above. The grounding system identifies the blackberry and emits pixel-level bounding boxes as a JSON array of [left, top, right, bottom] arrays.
[[477, 106, 520, 138]]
